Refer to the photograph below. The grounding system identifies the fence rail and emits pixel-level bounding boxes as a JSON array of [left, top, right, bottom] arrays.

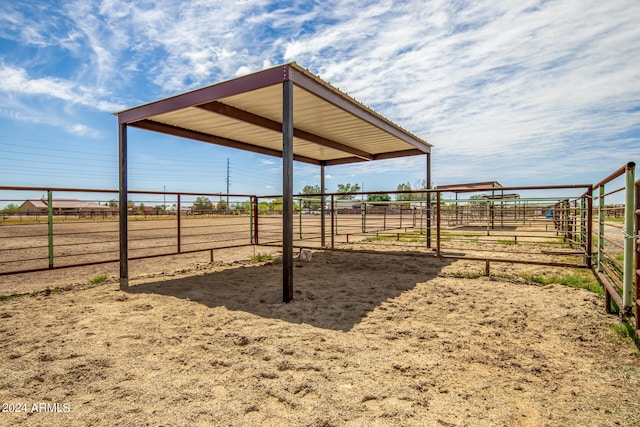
[[1, 167, 637, 335]]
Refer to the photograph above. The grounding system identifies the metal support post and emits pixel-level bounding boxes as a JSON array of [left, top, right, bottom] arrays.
[[320, 163, 326, 247], [118, 123, 129, 289], [282, 79, 294, 303]]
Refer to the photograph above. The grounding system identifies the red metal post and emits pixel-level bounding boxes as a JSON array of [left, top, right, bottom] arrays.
[[253, 196, 259, 245], [177, 194, 181, 253], [436, 191, 441, 256], [634, 178, 639, 333], [586, 186, 593, 268]]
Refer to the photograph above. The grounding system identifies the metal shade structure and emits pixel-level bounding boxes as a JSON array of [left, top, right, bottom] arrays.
[[115, 62, 432, 302]]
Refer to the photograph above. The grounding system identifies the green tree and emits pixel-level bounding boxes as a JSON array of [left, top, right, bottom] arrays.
[[0, 203, 20, 214], [216, 200, 228, 211], [234, 200, 252, 214], [336, 183, 360, 200], [108, 199, 118, 207], [258, 201, 270, 215], [153, 205, 164, 214], [367, 193, 391, 203], [192, 197, 213, 213], [269, 198, 283, 212], [300, 184, 323, 210], [137, 202, 145, 214], [395, 182, 413, 201], [396, 182, 431, 202]]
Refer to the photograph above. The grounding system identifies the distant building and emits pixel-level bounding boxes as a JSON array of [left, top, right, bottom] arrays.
[[20, 199, 111, 216]]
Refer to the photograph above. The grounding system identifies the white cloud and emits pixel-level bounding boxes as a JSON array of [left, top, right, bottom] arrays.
[[0, 63, 125, 112], [0, 0, 638, 189], [279, 0, 640, 184], [66, 124, 102, 138]]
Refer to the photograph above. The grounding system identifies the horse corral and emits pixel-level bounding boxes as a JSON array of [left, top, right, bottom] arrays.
[[0, 62, 638, 425]]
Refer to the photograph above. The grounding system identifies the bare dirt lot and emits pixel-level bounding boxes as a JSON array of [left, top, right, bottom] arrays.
[[1, 244, 639, 426]]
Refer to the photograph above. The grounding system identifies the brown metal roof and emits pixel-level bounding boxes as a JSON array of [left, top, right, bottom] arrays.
[[115, 62, 431, 166]]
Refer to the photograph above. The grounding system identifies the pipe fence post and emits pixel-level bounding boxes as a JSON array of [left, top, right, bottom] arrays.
[[177, 194, 181, 253], [253, 196, 259, 245], [436, 191, 441, 256], [634, 177, 640, 333], [299, 199, 303, 240], [622, 163, 635, 315], [249, 196, 254, 244], [330, 194, 335, 248], [47, 190, 53, 269], [598, 186, 605, 273]]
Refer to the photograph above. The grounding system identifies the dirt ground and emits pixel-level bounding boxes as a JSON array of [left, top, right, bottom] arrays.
[[1, 245, 639, 426]]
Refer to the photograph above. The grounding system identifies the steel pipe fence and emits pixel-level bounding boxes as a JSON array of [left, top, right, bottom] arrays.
[[3, 175, 634, 328], [588, 163, 636, 323], [0, 187, 256, 276], [2, 185, 593, 277]]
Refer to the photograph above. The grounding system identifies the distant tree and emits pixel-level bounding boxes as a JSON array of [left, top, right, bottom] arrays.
[[396, 182, 431, 202], [300, 184, 323, 210], [267, 198, 300, 213], [269, 198, 283, 212], [108, 199, 118, 207], [137, 202, 145, 214], [0, 203, 20, 214], [367, 194, 391, 203], [258, 201, 269, 215], [395, 182, 413, 201], [216, 200, 228, 211], [234, 200, 252, 214], [153, 205, 164, 214], [192, 197, 213, 213], [336, 183, 360, 200]]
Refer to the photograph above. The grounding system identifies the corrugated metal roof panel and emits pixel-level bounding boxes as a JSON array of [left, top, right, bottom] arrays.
[[117, 62, 430, 164]]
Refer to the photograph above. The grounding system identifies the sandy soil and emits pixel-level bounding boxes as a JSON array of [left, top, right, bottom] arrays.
[[1, 247, 639, 426]]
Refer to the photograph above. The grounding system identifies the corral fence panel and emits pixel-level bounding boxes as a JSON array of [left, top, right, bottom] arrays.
[[1, 164, 637, 335]]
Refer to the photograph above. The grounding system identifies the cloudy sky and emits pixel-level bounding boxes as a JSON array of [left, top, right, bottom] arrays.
[[0, 0, 638, 202]]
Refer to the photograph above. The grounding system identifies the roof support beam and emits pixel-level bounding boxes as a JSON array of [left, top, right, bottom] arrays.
[[282, 79, 294, 303], [130, 119, 321, 165], [117, 65, 287, 124], [198, 101, 374, 161], [323, 148, 427, 166]]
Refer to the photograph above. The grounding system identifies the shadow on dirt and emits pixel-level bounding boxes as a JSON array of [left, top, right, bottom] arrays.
[[125, 249, 453, 331]]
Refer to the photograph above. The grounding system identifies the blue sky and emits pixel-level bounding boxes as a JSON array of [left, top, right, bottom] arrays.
[[1, 0, 639, 205]]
